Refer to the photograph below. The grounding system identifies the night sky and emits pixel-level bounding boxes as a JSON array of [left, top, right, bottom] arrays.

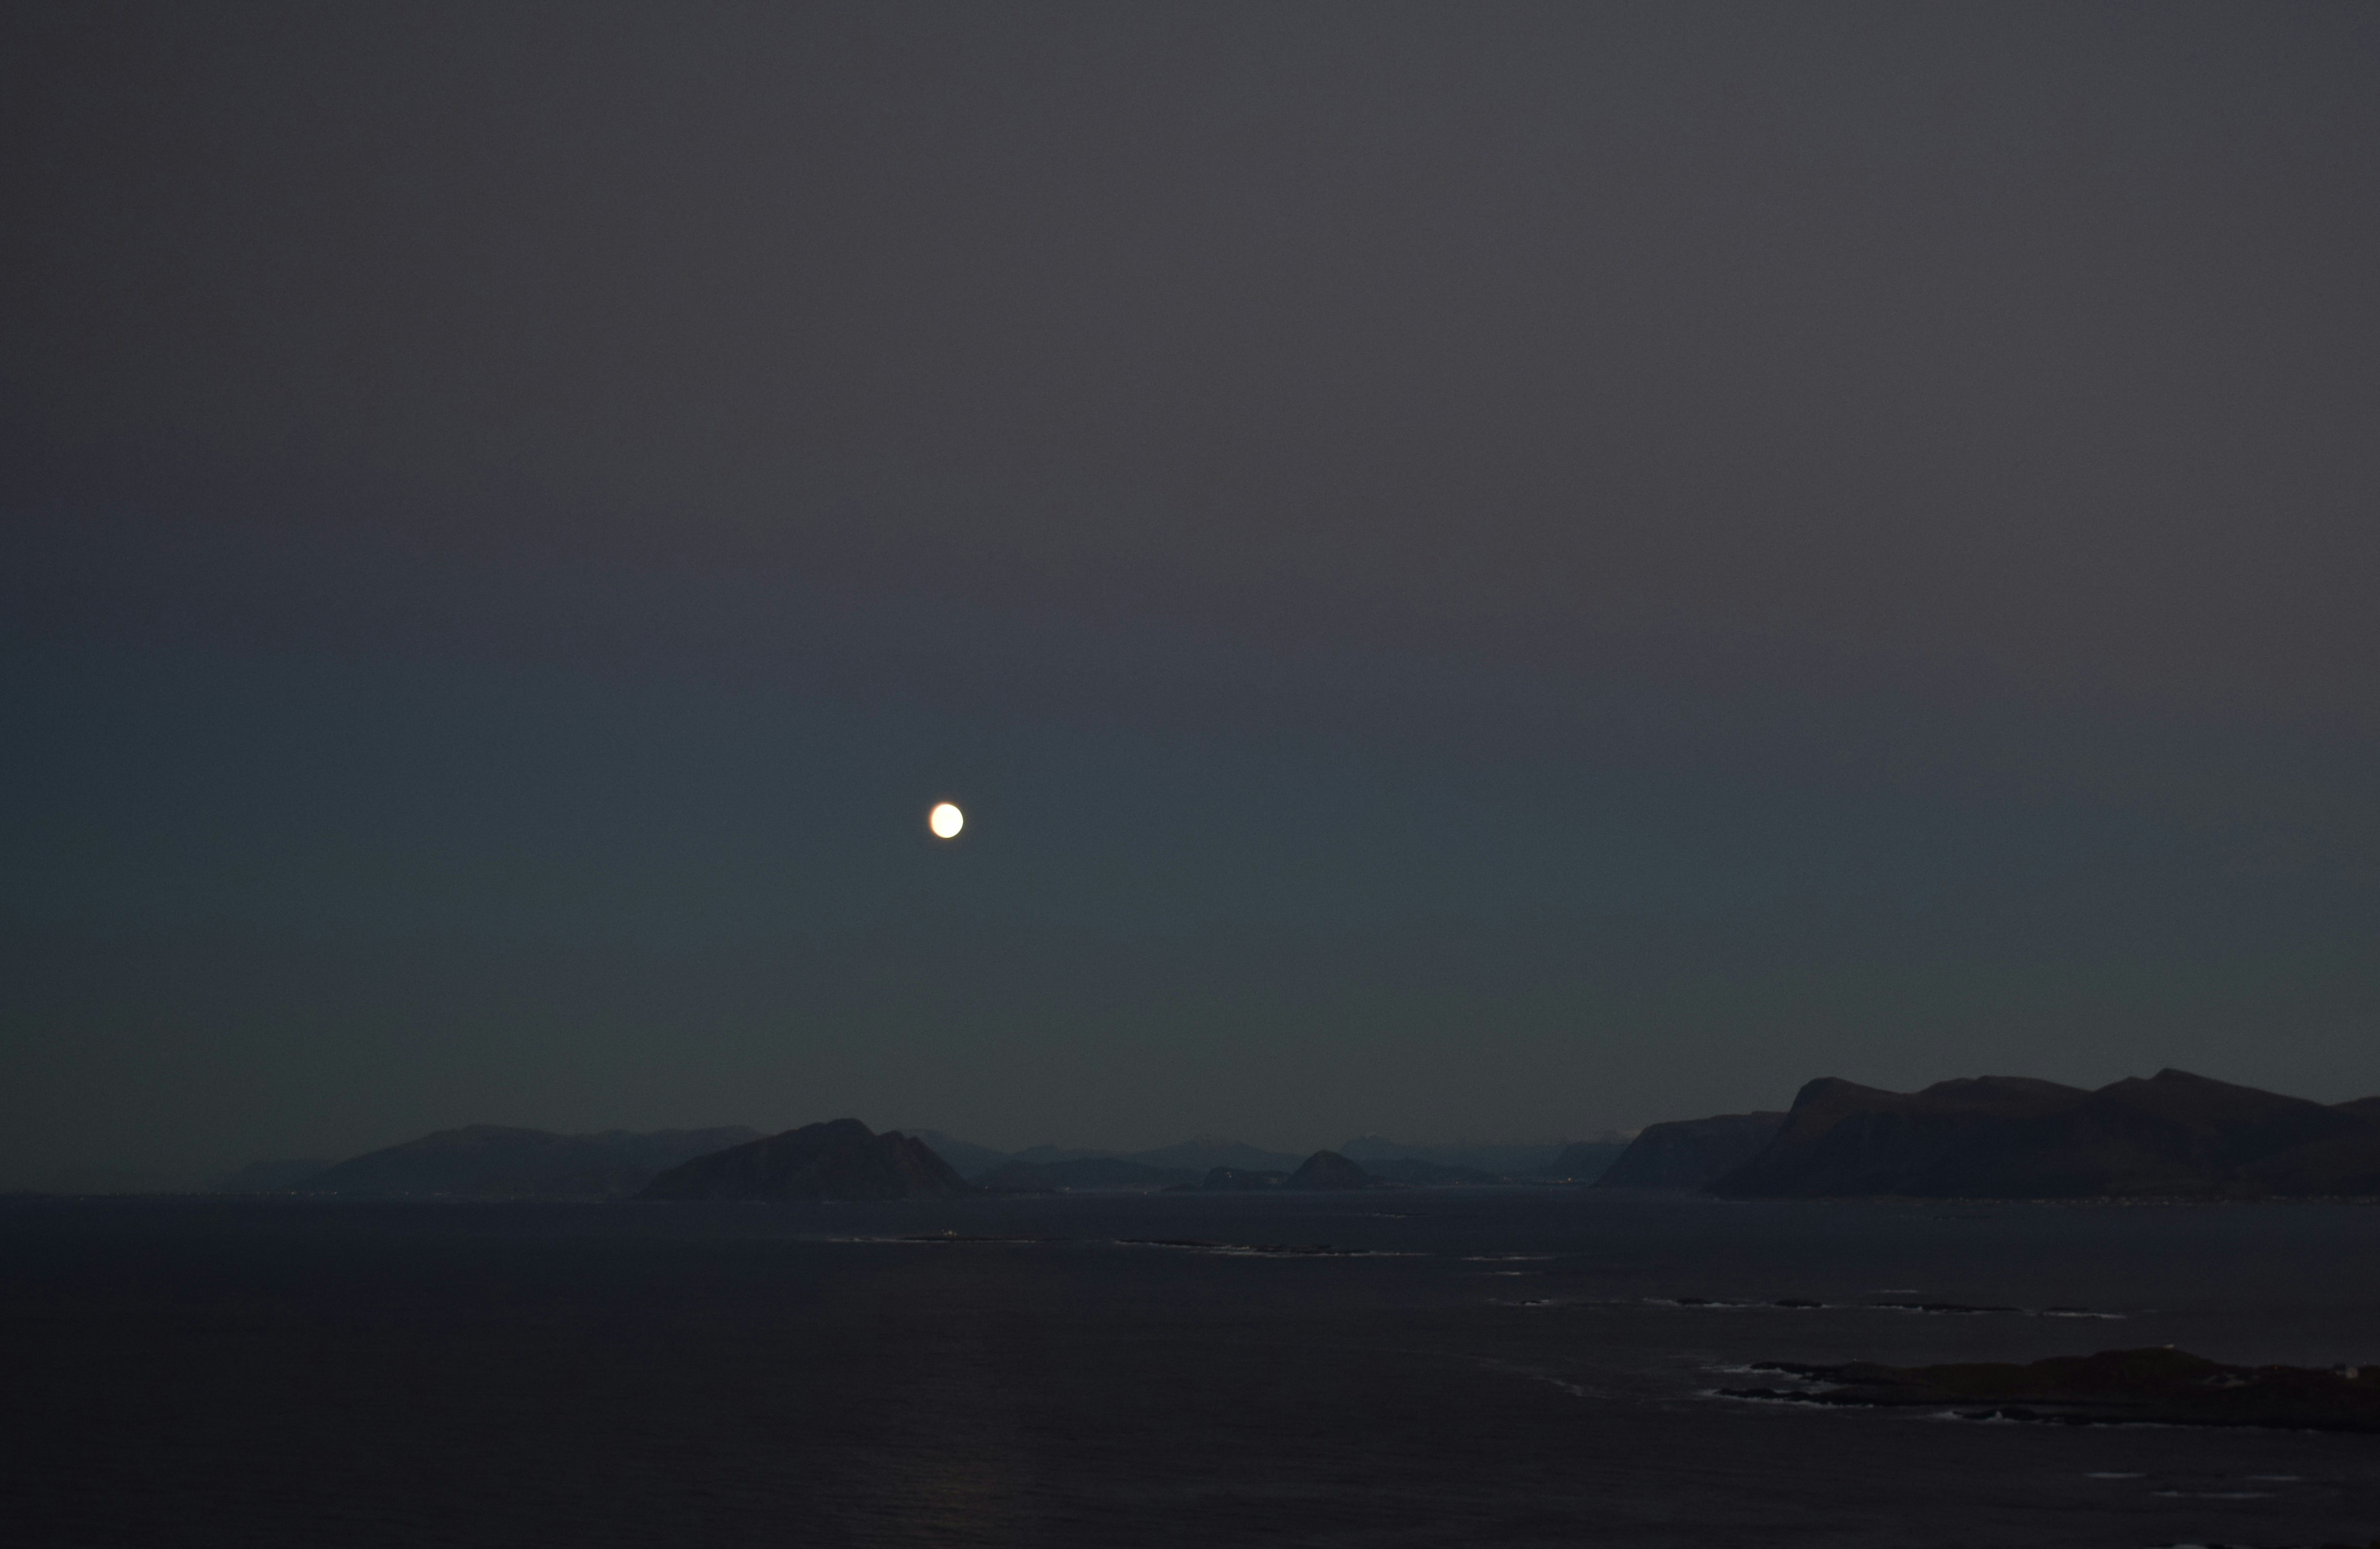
[[5, 2, 2376, 1186]]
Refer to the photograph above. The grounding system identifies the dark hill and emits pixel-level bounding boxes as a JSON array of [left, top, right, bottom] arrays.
[[1712, 1076, 2088, 1198], [1596, 1111, 1787, 1190], [639, 1119, 965, 1201], [1284, 1150, 1371, 1190], [1712, 1069, 2380, 1199], [296, 1125, 763, 1200]]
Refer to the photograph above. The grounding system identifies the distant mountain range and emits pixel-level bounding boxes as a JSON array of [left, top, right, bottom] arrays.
[[1599, 1069, 2380, 1199], [199, 1124, 1624, 1202], [913, 1134, 1311, 1183], [132, 1073, 2380, 1204], [1335, 1136, 1578, 1175], [285, 1125, 764, 1200], [1171, 1149, 1516, 1192], [932, 1133, 1609, 1188]]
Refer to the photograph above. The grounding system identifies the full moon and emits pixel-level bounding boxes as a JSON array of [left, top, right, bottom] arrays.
[[928, 801, 965, 839]]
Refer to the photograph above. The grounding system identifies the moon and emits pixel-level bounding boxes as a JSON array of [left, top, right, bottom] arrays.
[[928, 801, 965, 839]]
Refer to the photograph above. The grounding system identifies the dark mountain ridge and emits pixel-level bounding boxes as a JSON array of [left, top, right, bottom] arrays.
[[1285, 1150, 1371, 1190], [1595, 1111, 1788, 1190], [294, 1125, 764, 1200], [640, 1119, 966, 1201], [931, 1136, 1308, 1179], [1187, 1150, 1381, 1191], [1706, 1069, 2380, 1199]]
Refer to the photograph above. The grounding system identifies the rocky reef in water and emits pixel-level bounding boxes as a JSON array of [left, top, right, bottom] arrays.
[[1723, 1347, 2380, 1432], [639, 1119, 965, 1201]]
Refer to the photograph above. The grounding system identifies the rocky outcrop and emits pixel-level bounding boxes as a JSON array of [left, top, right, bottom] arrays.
[[639, 1119, 966, 1201], [295, 1125, 764, 1200], [1595, 1111, 1787, 1190], [1284, 1150, 1371, 1190], [1711, 1069, 2379, 1199], [1723, 1347, 2380, 1432]]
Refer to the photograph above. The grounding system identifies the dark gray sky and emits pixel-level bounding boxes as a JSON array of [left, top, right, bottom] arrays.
[[4, 2, 2376, 1184]]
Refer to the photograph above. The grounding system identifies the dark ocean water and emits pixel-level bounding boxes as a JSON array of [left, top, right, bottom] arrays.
[[5, 1188, 2378, 1547]]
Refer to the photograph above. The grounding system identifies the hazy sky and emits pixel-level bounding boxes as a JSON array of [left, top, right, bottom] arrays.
[[5, 2, 2376, 1184]]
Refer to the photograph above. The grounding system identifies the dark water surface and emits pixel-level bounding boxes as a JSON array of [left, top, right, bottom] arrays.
[[5, 1189, 2378, 1546]]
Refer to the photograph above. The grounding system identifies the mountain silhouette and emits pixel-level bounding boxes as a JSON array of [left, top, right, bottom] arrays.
[[1707, 1069, 2380, 1198], [1596, 1111, 1787, 1190], [294, 1125, 763, 1200], [639, 1119, 965, 1201], [1284, 1150, 1371, 1190]]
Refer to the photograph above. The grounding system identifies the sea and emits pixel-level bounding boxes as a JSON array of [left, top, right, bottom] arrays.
[[5, 1187, 2378, 1547]]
